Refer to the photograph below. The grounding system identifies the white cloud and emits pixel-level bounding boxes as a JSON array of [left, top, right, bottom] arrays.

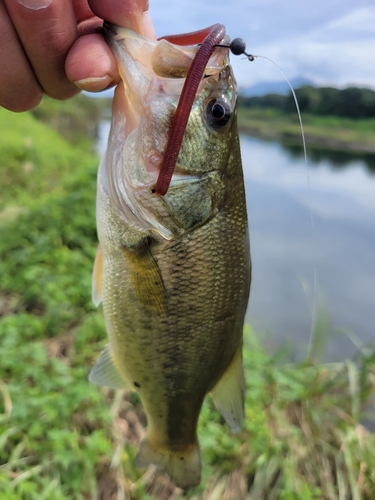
[[149, 1, 375, 89], [316, 7, 375, 41], [232, 5, 375, 88]]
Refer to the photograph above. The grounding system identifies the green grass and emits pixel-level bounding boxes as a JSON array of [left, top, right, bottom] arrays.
[[30, 94, 111, 149], [0, 97, 375, 499], [238, 107, 375, 153], [0, 110, 96, 222]]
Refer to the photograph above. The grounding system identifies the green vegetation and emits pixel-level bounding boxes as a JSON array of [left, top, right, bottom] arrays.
[[30, 94, 112, 149], [0, 94, 375, 499], [238, 86, 375, 153], [239, 86, 375, 119]]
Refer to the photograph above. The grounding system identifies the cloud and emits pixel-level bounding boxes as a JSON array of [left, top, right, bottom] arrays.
[[149, 1, 375, 88], [232, 5, 375, 88], [316, 6, 375, 41]]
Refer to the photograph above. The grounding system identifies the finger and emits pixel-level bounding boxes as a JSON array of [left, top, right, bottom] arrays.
[[88, 0, 155, 38], [72, 0, 96, 25], [0, 1, 43, 111], [66, 33, 120, 92], [3, 0, 81, 101]]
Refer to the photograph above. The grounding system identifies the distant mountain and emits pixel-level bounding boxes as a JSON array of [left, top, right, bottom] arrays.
[[241, 77, 316, 97]]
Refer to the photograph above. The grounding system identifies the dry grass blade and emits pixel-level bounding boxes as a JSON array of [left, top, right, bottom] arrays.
[[11, 464, 44, 486]]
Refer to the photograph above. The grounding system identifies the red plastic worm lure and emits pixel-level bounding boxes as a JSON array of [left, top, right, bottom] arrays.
[[153, 24, 226, 196]]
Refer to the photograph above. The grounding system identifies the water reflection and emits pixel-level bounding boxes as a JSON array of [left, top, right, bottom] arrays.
[[280, 141, 375, 173], [241, 135, 375, 361]]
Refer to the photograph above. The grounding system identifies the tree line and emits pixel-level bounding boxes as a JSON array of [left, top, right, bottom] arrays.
[[238, 86, 375, 119]]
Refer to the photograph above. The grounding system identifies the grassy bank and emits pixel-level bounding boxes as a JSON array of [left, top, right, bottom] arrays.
[[238, 108, 375, 154], [1, 96, 375, 499]]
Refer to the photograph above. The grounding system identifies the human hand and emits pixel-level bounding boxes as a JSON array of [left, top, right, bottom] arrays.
[[0, 0, 152, 112]]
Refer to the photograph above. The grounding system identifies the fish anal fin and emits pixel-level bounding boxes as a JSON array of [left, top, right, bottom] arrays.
[[123, 242, 167, 315], [89, 344, 130, 390], [210, 346, 245, 433], [92, 244, 103, 307], [135, 437, 201, 489]]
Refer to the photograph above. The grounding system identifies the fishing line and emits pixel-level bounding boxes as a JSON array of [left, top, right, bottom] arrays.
[[225, 40, 318, 356], [252, 55, 317, 356]]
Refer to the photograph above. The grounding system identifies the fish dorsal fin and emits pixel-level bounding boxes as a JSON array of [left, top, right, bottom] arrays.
[[210, 346, 245, 433], [89, 344, 130, 390], [92, 244, 103, 307]]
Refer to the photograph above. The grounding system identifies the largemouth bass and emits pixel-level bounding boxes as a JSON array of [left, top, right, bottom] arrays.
[[90, 22, 251, 489]]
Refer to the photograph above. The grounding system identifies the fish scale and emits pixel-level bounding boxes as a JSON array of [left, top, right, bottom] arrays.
[[90, 25, 251, 489]]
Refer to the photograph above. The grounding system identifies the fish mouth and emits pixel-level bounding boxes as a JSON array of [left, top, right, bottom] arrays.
[[105, 23, 230, 118], [105, 22, 229, 78]]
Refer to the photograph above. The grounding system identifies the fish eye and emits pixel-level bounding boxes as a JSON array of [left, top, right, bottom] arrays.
[[205, 98, 232, 129]]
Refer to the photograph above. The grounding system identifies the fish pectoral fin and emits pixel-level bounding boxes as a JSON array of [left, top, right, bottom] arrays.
[[89, 344, 130, 390], [210, 346, 245, 433], [123, 240, 167, 315], [92, 244, 103, 307], [135, 437, 201, 490]]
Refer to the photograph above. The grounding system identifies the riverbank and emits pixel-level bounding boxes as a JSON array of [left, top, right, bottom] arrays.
[[238, 108, 375, 154], [1, 96, 375, 499]]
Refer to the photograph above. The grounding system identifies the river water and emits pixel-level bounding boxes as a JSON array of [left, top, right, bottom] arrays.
[[242, 136, 375, 361], [97, 123, 375, 361]]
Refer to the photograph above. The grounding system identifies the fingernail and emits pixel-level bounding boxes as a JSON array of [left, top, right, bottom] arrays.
[[73, 76, 112, 92], [17, 0, 53, 10]]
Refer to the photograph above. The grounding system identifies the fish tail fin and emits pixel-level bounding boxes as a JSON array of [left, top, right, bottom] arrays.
[[135, 437, 201, 489]]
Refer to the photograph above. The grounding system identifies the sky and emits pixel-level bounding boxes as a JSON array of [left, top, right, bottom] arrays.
[[147, 0, 375, 91]]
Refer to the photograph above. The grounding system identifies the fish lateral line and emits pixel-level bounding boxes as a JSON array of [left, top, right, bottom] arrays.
[[154, 23, 226, 197]]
